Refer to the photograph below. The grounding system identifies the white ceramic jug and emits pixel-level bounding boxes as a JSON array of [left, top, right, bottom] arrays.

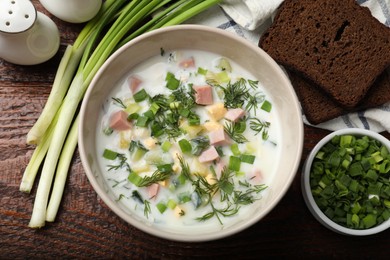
[[0, 0, 60, 65], [39, 0, 102, 23]]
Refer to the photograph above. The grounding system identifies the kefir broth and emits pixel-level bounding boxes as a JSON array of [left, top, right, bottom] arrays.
[[95, 49, 282, 232]]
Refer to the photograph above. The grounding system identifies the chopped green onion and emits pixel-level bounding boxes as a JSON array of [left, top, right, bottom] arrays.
[[165, 72, 180, 90], [167, 199, 177, 209], [143, 110, 155, 120], [178, 139, 192, 154], [216, 57, 232, 72], [161, 141, 172, 152], [197, 67, 207, 75], [230, 143, 240, 156], [178, 192, 191, 204], [156, 202, 167, 214], [128, 171, 142, 186], [133, 89, 148, 102], [310, 134, 390, 230], [240, 154, 256, 164], [362, 214, 377, 229], [228, 156, 241, 171], [157, 164, 173, 174], [128, 113, 139, 120], [103, 149, 118, 160], [260, 100, 272, 112], [150, 121, 164, 137], [136, 116, 149, 127]]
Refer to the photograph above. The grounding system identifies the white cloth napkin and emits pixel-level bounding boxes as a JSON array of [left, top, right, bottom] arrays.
[[219, 0, 284, 30], [188, 0, 390, 133]]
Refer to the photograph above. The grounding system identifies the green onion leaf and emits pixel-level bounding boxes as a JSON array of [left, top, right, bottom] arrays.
[[103, 149, 118, 160], [133, 89, 148, 102]]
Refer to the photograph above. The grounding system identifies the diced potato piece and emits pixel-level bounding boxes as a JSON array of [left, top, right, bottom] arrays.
[[131, 162, 150, 173], [119, 130, 132, 149], [206, 102, 227, 121], [203, 121, 223, 132], [190, 158, 209, 177], [245, 142, 257, 154], [124, 101, 142, 114], [173, 206, 185, 218], [143, 137, 157, 150], [132, 127, 150, 139], [180, 120, 204, 138], [145, 149, 173, 165], [172, 163, 181, 174], [216, 57, 232, 72], [159, 180, 169, 187], [206, 173, 217, 185]]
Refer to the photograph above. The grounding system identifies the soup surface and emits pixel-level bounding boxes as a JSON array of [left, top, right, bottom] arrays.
[[96, 49, 281, 231]]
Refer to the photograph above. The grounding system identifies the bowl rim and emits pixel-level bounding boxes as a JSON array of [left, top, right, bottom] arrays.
[[302, 128, 390, 236], [78, 24, 304, 242]]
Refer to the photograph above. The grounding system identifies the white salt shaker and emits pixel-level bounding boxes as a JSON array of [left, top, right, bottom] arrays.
[[39, 0, 102, 23], [0, 0, 60, 65]]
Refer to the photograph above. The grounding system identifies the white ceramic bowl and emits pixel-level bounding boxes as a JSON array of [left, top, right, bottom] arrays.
[[302, 128, 390, 236], [79, 25, 304, 242]]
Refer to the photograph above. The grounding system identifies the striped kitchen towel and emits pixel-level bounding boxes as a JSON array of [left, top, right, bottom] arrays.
[[187, 0, 390, 133]]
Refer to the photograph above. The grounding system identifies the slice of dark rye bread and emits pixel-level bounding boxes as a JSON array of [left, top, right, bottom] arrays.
[[288, 68, 390, 125], [259, 0, 390, 109]]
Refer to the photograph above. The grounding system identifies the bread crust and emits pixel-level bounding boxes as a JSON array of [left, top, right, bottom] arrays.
[[259, 0, 390, 109], [288, 69, 390, 125]]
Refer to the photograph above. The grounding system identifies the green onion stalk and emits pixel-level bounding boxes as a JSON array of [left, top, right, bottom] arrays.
[[23, 0, 222, 228]]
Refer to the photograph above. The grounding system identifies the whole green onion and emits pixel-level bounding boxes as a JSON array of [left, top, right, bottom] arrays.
[[23, 0, 222, 228]]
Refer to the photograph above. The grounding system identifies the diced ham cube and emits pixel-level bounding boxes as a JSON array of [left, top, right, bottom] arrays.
[[209, 128, 231, 146], [179, 57, 195, 68], [109, 110, 132, 131], [198, 146, 220, 163], [128, 75, 142, 93], [224, 108, 245, 122], [215, 161, 226, 180], [147, 183, 160, 200], [193, 85, 213, 105]]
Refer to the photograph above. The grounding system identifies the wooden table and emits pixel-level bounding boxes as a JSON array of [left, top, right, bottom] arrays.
[[2, 2, 390, 258]]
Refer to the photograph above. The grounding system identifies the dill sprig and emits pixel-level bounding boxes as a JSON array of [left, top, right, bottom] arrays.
[[171, 85, 196, 110], [209, 77, 266, 117], [249, 118, 270, 140], [144, 200, 151, 218], [217, 167, 234, 202], [177, 156, 267, 225], [224, 120, 248, 143], [247, 79, 259, 90], [246, 92, 265, 116], [107, 153, 130, 172], [129, 140, 148, 153], [218, 78, 248, 109], [149, 85, 199, 140], [112, 97, 127, 109], [151, 94, 169, 110], [233, 184, 267, 205], [137, 168, 172, 187], [108, 178, 127, 188], [130, 191, 151, 219], [190, 136, 210, 156], [196, 201, 239, 224]]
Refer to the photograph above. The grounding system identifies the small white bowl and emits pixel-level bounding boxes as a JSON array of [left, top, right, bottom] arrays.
[[79, 25, 304, 242], [302, 128, 390, 236]]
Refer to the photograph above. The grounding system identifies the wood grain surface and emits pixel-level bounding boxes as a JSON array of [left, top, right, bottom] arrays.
[[1, 1, 390, 259]]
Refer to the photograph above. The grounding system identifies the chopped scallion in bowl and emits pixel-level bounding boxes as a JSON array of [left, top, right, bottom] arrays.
[[302, 128, 390, 236]]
